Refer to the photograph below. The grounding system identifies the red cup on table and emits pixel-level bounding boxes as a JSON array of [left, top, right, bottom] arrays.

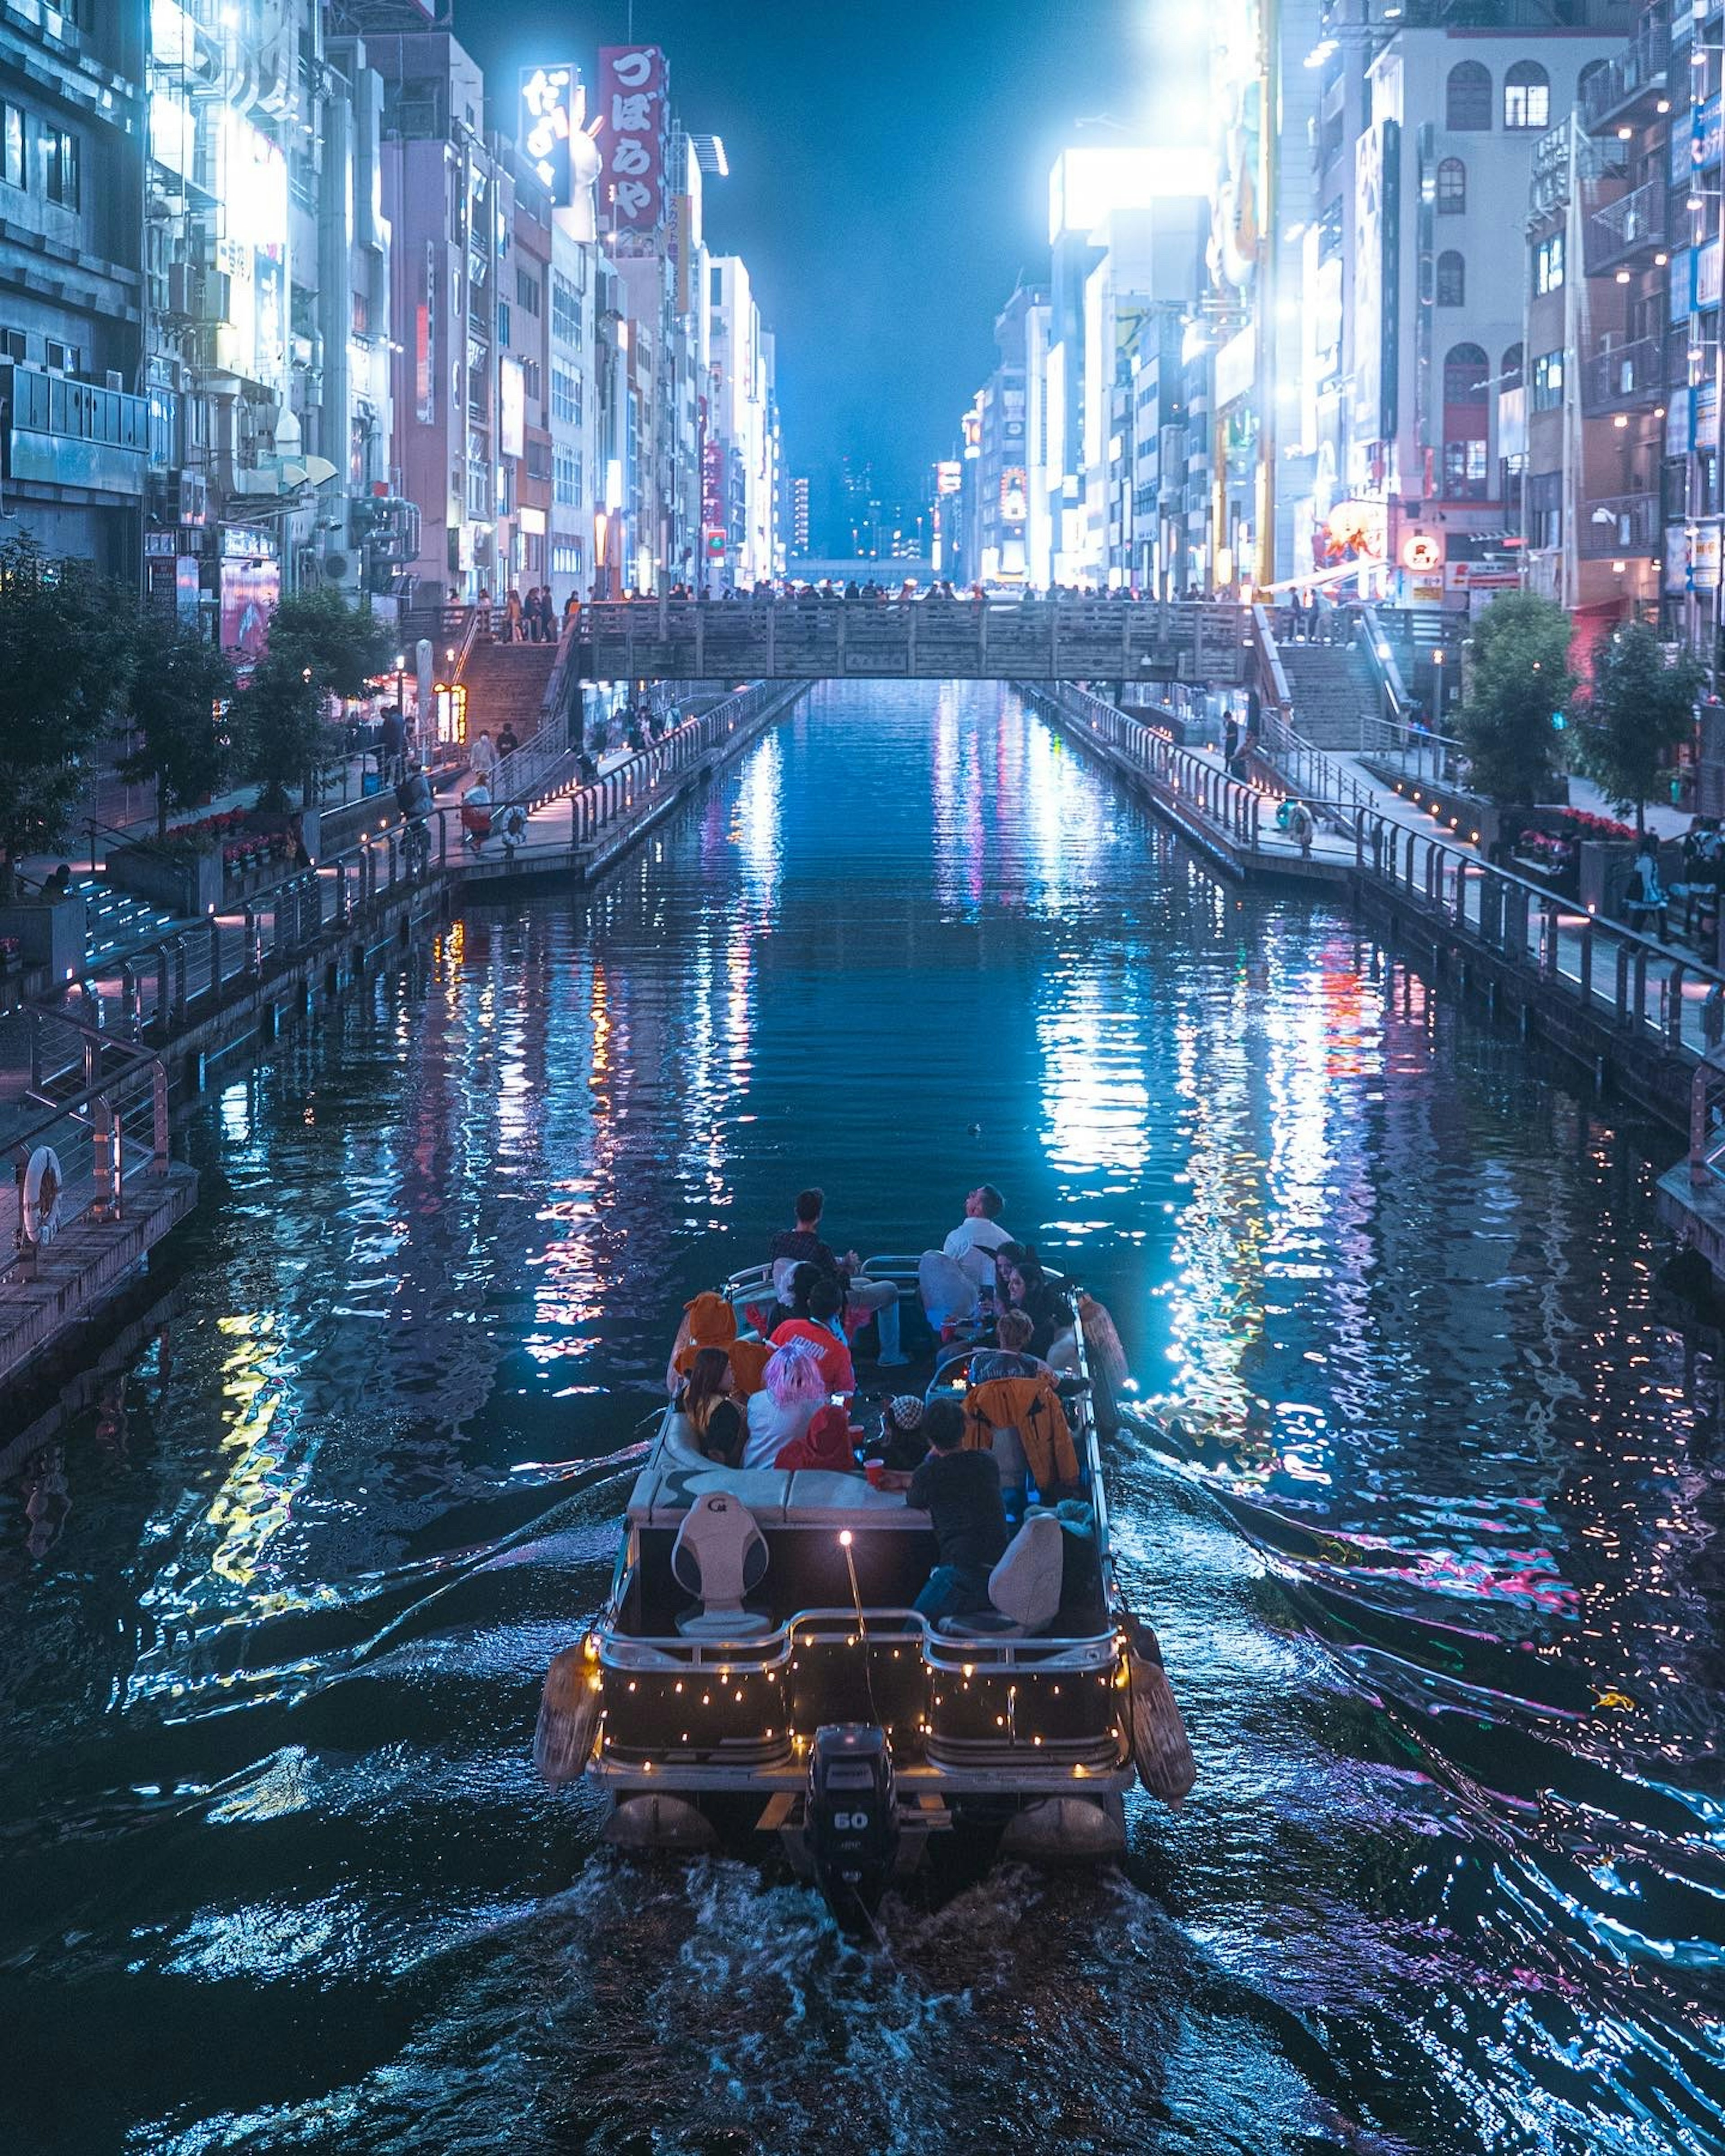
[[864, 1459, 885, 1488]]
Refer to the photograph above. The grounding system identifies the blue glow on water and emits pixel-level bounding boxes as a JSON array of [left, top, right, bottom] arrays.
[[1, 682, 1722, 2155]]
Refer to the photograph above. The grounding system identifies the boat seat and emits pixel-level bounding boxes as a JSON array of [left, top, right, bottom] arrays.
[[784, 1470, 926, 1522], [938, 1514, 1066, 1639], [671, 1491, 772, 1639]]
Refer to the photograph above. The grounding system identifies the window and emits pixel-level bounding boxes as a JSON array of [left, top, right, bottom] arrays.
[[552, 270, 582, 348], [522, 359, 540, 402], [1503, 342, 1524, 390], [1446, 61, 1492, 131], [1532, 348, 1565, 411], [1534, 233, 1564, 293], [0, 103, 22, 190], [552, 537, 585, 577], [1437, 157, 1466, 213], [553, 446, 581, 505], [44, 338, 79, 372], [44, 125, 79, 208], [1444, 343, 1487, 399], [1437, 250, 1466, 305], [551, 363, 580, 425], [517, 266, 541, 315], [1504, 61, 1549, 131], [1578, 57, 1609, 112], [495, 299, 510, 349], [1442, 439, 1489, 496]]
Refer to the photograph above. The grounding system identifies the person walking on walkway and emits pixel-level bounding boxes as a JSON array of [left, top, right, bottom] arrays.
[[476, 588, 493, 641], [469, 729, 499, 785]]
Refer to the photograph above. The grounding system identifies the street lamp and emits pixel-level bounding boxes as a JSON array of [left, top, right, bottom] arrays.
[[595, 508, 609, 600]]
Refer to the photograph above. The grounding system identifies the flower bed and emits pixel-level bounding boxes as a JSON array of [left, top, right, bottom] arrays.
[[221, 831, 292, 880], [1554, 808, 1636, 843]]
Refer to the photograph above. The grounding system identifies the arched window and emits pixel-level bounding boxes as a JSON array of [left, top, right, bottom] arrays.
[[1442, 342, 1491, 502], [1447, 61, 1492, 131], [1578, 57, 1608, 109], [1502, 342, 1524, 390], [1437, 157, 1467, 213], [1504, 60, 1549, 130], [1436, 250, 1466, 305]]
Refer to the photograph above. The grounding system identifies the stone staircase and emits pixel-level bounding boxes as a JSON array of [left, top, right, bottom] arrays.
[[1279, 641, 1378, 752], [459, 638, 559, 752]]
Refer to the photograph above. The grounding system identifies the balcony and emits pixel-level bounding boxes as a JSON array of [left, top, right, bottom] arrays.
[[1580, 335, 1667, 416], [1581, 18, 1671, 134], [0, 362, 148, 498], [1579, 489, 1661, 557], [1584, 177, 1667, 276]]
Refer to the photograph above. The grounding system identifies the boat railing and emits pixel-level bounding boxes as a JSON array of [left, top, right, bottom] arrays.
[[920, 1628, 1119, 1672], [601, 1630, 794, 1673]]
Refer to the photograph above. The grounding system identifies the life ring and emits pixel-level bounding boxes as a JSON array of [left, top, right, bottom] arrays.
[[22, 1144, 63, 1246], [1123, 1615, 1196, 1807]]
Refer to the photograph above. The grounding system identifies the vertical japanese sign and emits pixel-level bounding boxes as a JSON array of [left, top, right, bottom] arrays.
[[520, 66, 579, 204], [598, 45, 668, 233]]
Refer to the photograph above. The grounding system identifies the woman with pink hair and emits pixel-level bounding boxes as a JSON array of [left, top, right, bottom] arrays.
[[742, 1336, 828, 1470]]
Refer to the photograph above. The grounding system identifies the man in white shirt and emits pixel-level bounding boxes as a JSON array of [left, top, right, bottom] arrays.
[[920, 1184, 1012, 1328], [943, 1185, 1013, 1285]]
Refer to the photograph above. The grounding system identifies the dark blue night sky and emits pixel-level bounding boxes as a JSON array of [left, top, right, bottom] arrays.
[[455, 1, 1137, 505]]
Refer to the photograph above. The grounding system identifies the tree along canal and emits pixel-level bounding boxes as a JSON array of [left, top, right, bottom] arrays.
[[1, 681, 1721, 2156]]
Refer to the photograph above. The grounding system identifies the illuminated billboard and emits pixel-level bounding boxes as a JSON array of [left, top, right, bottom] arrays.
[[499, 356, 526, 460], [520, 66, 579, 204], [598, 46, 668, 233]]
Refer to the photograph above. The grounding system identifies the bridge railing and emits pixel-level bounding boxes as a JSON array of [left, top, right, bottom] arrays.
[[575, 595, 1249, 683]]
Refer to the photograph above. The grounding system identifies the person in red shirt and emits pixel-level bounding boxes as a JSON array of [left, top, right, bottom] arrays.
[[769, 1270, 855, 1395]]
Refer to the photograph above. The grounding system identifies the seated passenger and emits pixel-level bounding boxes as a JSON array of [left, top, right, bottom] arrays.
[[906, 1398, 1008, 1621], [769, 1268, 856, 1395], [995, 1242, 1077, 1369], [773, 1401, 861, 1474], [919, 1182, 1013, 1331], [942, 1184, 1013, 1290], [677, 1346, 745, 1468], [770, 1185, 904, 1365], [742, 1338, 828, 1469], [876, 1394, 928, 1474], [968, 1307, 1050, 1386]]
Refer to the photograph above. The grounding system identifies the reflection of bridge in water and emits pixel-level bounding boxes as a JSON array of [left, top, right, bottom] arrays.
[[573, 596, 1247, 684]]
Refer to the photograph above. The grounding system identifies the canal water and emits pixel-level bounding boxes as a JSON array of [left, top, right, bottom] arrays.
[[3, 682, 1722, 2156]]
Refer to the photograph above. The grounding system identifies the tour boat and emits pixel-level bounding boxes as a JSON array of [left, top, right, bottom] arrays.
[[535, 1255, 1195, 1923]]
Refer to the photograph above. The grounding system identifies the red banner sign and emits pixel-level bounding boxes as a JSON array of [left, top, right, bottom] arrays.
[[598, 45, 667, 232]]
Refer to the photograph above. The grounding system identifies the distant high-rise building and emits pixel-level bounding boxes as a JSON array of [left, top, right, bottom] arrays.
[[791, 474, 810, 555]]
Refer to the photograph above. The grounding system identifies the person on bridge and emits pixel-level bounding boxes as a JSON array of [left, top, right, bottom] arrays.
[[477, 588, 493, 640], [469, 729, 499, 783], [497, 722, 520, 759]]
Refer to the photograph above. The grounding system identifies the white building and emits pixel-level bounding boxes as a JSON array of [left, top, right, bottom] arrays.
[[707, 255, 776, 587]]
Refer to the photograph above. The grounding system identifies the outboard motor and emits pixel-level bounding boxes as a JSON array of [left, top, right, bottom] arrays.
[[805, 1723, 898, 1927]]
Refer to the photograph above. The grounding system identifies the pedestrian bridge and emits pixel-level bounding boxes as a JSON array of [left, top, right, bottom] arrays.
[[572, 595, 1247, 684]]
